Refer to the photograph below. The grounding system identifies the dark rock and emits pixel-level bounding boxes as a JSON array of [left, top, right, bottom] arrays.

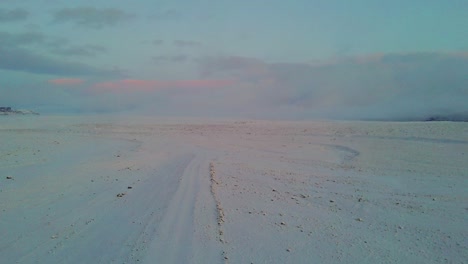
[[0, 107, 12, 112]]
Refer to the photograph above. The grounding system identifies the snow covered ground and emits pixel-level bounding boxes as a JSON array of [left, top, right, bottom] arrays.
[[0, 116, 467, 263]]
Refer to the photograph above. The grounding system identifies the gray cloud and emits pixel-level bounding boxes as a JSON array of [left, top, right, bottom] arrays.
[[0, 46, 122, 77], [3, 48, 465, 120], [197, 56, 266, 79], [0, 31, 106, 57], [0, 8, 29, 22], [173, 40, 201, 47], [0, 31, 45, 46], [152, 54, 188, 63], [52, 7, 134, 28], [53, 44, 107, 57], [149, 9, 181, 20], [198, 52, 468, 120], [153, 39, 164, 45]]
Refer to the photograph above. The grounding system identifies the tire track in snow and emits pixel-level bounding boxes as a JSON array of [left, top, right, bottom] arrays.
[[14, 153, 195, 264], [210, 162, 228, 263], [143, 153, 222, 263]]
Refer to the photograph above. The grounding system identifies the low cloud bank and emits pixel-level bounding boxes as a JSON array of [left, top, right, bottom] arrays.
[[198, 52, 468, 121], [1, 52, 467, 121]]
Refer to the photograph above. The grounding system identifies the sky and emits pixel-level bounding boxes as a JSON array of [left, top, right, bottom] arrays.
[[1, 0, 467, 120]]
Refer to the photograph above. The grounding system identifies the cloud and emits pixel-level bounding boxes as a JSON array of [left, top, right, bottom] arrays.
[[173, 40, 201, 47], [0, 31, 106, 57], [198, 52, 468, 120], [0, 46, 122, 77], [0, 8, 29, 22], [48, 78, 85, 85], [52, 7, 134, 28], [276, 53, 468, 120], [91, 79, 236, 93], [149, 9, 181, 20], [153, 39, 164, 45], [53, 44, 107, 57], [0, 31, 45, 47], [3, 47, 466, 120], [152, 55, 188, 63], [197, 56, 268, 79]]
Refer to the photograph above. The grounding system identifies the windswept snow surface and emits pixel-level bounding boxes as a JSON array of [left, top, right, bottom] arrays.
[[0, 116, 467, 263]]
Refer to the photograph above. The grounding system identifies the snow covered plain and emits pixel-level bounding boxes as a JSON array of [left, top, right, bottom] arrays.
[[0, 116, 467, 263]]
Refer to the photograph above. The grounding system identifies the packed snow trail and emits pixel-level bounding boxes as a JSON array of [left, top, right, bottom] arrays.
[[0, 124, 224, 264]]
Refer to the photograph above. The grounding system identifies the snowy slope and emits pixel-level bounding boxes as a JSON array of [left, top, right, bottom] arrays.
[[0, 116, 466, 263]]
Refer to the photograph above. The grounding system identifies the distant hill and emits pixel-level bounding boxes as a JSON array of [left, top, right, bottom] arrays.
[[355, 111, 468, 122], [424, 114, 468, 122], [0, 107, 39, 115]]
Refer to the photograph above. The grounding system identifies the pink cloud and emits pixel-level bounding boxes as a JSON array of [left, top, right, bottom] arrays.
[[91, 79, 237, 93], [48, 78, 85, 85]]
